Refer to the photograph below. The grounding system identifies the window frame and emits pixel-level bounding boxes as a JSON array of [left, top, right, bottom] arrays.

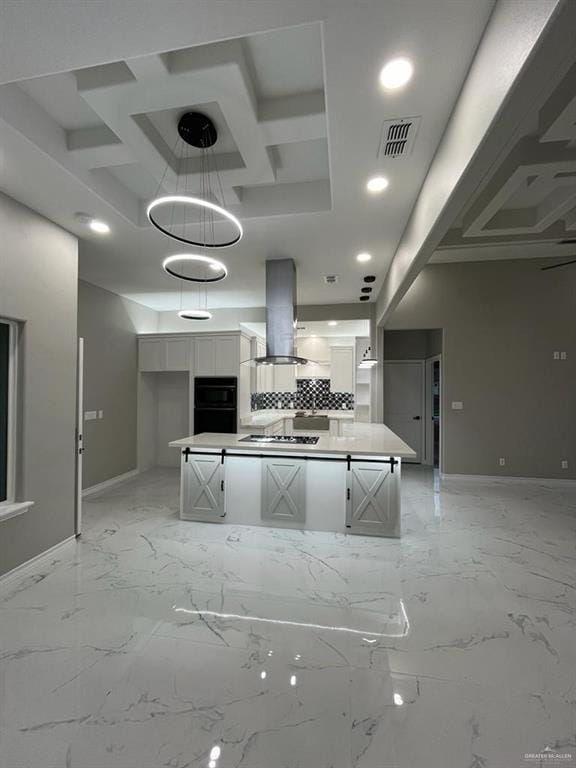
[[0, 318, 18, 505]]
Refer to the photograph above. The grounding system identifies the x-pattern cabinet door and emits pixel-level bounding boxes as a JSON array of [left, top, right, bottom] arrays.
[[182, 454, 225, 522], [346, 463, 400, 537], [261, 458, 306, 523]]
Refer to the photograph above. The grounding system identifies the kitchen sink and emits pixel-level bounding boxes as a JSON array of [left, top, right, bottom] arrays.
[[293, 415, 329, 431]]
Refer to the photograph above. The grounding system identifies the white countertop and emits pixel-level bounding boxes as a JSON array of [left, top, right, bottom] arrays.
[[170, 422, 416, 458], [240, 409, 355, 428]]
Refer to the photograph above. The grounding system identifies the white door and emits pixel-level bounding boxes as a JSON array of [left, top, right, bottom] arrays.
[[182, 454, 225, 521], [75, 338, 84, 536], [383, 361, 424, 462], [346, 463, 399, 537], [261, 458, 306, 523]]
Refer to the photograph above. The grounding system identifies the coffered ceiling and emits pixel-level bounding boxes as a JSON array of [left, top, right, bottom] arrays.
[[0, 0, 495, 310], [433, 59, 576, 264]]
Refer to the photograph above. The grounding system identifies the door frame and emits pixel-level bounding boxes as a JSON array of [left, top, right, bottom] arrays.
[[383, 360, 426, 463], [75, 337, 84, 536], [424, 354, 442, 470]]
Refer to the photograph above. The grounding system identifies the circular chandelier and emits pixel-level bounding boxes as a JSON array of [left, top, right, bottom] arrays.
[[147, 112, 242, 249], [162, 254, 228, 283]]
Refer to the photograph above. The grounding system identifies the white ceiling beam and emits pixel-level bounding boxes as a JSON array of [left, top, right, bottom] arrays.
[[376, 0, 575, 326], [259, 91, 326, 146], [66, 125, 134, 168]]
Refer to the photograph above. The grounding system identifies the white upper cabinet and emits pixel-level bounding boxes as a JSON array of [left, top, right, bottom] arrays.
[[165, 338, 191, 371], [139, 339, 164, 372], [139, 338, 191, 372], [194, 336, 216, 376], [330, 347, 354, 392], [194, 335, 240, 377]]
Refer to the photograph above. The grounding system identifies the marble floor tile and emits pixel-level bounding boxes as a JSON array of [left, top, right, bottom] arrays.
[[0, 466, 575, 767]]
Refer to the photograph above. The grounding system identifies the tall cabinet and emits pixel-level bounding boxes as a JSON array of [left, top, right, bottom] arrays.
[[137, 332, 252, 472]]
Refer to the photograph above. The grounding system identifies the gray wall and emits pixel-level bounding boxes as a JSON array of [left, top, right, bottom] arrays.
[[387, 259, 576, 479], [384, 329, 442, 360], [78, 280, 157, 489], [0, 192, 78, 577]]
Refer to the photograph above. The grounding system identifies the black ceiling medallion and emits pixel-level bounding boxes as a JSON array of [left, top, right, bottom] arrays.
[[177, 112, 218, 148]]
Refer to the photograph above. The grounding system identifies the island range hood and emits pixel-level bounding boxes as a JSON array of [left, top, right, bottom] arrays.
[[249, 258, 309, 367]]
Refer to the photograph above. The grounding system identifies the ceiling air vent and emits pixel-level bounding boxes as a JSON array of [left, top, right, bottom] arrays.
[[324, 275, 338, 284], [377, 116, 421, 159]]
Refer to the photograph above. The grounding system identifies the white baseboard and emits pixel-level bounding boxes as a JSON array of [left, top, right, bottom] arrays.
[[441, 473, 576, 486], [0, 535, 76, 588], [82, 468, 139, 499]]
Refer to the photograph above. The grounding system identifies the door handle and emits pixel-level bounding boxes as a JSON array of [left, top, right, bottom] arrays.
[[413, 416, 421, 420]]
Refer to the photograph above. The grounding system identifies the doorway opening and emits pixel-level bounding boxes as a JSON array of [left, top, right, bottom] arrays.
[[383, 329, 443, 469]]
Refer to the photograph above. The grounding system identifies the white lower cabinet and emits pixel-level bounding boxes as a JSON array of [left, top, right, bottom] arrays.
[[346, 462, 400, 537], [261, 457, 306, 523], [181, 453, 225, 522]]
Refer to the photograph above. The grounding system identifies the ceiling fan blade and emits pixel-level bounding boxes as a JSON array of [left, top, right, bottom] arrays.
[[541, 258, 576, 271]]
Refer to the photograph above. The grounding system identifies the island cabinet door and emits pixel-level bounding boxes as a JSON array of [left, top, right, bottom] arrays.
[[261, 458, 306, 524], [346, 463, 400, 537], [181, 454, 225, 522]]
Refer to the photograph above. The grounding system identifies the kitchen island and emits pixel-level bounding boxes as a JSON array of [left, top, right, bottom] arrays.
[[170, 423, 415, 537]]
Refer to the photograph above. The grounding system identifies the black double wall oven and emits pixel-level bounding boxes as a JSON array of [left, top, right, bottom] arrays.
[[194, 377, 237, 435]]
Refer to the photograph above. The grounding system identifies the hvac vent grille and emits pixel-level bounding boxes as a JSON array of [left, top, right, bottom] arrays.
[[324, 275, 338, 284], [378, 116, 421, 159]]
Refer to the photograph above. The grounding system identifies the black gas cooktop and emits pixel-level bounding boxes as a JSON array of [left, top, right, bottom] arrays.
[[239, 435, 320, 445]]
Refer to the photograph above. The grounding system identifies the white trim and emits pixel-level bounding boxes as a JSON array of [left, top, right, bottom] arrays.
[[75, 337, 84, 534], [0, 535, 76, 588], [440, 473, 576, 486], [0, 500, 34, 522], [82, 468, 139, 499]]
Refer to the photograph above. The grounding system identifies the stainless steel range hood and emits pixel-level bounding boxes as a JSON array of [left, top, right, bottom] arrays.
[[249, 258, 309, 367]]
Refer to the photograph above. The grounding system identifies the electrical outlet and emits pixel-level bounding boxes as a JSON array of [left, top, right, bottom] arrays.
[[84, 410, 97, 421], [560, 351, 567, 360], [561, 460, 568, 469], [498, 458, 506, 467], [98, 410, 104, 419], [553, 351, 560, 360]]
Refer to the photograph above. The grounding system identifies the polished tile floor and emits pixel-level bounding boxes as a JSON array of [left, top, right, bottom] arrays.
[[1, 467, 575, 768]]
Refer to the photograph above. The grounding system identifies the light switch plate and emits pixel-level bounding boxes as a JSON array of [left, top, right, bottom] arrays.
[[98, 410, 104, 419], [553, 351, 560, 360], [560, 351, 567, 360], [84, 410, 97, 421], [451, 401, 463, 410]]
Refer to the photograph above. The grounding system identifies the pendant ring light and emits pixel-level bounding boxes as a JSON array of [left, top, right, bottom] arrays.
[[147, 112, 242, 248], [147, 196, 242, 248], [178, 309, 212, 321], [162, 254, 228, 283]]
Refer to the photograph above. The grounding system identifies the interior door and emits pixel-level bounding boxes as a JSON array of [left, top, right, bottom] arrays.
[[383, 361, 424, 462], [75, 337, 84, 536], [346, 463, 399, 537], [182, 454, 225, 521]]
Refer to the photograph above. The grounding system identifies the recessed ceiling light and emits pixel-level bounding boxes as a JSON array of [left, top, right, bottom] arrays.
[[328, 321, 338, 326], [359, 296, 370, 302], [366, 176, 389, 194], [89, 219, 110, 234], [357, 252, 372, 263], [379, 57, 414, 90]]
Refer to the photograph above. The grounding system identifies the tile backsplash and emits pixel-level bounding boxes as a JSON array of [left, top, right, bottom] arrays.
[[251, 378, 354, 411]]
